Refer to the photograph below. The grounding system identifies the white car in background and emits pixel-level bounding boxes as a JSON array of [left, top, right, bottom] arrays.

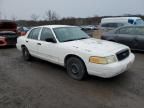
[[16, 25, 135, 80]]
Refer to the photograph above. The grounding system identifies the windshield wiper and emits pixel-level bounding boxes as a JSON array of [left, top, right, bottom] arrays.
[[63, 39, 75, 42], [63, 37, 90, 42], [77, 37, 90, 40]]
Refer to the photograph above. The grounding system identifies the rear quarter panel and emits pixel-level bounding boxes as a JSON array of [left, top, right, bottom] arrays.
[[16, 36, 26, 51]]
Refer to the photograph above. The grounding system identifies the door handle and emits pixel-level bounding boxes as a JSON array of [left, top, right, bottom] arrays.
[[26, 40, 28, 43], [37, 43, 41, 45]]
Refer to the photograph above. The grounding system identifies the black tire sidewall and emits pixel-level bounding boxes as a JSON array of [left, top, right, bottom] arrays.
[[22, 47, 31, 61], [66, 57, 86, 80]]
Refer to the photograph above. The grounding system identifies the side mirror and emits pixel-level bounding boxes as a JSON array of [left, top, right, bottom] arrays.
[[45, 38, 56, 43]]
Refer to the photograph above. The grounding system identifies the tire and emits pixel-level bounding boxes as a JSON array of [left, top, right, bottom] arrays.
[[22, 47, 31, 61], [66, 57, 87, 80]]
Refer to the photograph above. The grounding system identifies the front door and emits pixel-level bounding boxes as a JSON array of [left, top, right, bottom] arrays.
[[135, 27, 144, 50], [38, 27, 59, 63], [115, 27, 137, 49]]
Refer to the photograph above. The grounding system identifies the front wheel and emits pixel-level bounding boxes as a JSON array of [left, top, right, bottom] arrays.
[[66, 57, 87, 80], [22, 47, 31, 61]]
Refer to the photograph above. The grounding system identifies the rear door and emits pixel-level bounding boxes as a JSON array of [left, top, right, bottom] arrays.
[[115, 27, 136, 49], [25, 27, 41, 56], [135, 27, 144, 50]]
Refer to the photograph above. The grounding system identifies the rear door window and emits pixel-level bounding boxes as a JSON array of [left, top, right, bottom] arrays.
[[28, 28, 41, 40], [128, 19, 134, 24], [101, 23, 109, 27], [135, 27, 144, 35], [116, 27, 135, 35], [101, 23, 123, 28]]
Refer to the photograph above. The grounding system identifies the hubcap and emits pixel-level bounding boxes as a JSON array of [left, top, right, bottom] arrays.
[[71, 63, 79, 74]]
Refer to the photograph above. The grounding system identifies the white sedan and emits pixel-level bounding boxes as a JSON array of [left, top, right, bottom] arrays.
[[16, 25, 135, 80]]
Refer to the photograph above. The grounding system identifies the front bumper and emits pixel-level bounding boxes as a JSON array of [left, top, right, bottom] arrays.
[[87, 53, 135, 78], [0, 39, 16, 46]]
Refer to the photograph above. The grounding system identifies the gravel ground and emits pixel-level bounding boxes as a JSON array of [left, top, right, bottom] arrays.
[[0, 47, 144, 108]]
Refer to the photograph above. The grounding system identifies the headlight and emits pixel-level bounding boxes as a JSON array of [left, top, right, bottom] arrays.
[[89, 55, 117, 64]]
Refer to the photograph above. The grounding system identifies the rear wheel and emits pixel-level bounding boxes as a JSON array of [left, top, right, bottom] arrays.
[[66, 57, 87, 80], [22, 47, 31, 61]]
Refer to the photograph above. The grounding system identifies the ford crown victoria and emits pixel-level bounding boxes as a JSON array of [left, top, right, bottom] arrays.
[[16, 25, 135, 80]]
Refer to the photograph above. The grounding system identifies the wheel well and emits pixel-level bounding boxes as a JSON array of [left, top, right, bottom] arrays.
[[64, 54, 87, 70], [21, 45, 26, 49]]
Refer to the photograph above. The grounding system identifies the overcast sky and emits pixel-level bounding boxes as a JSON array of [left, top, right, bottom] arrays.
[[0, 0, 144, 20]]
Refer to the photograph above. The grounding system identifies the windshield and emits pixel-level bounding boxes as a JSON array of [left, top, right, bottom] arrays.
[[135, 19, 144, 25], [53, 27, 90, 42]]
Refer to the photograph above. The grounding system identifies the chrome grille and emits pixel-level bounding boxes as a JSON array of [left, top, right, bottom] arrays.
[[116, 49, 130, 61]]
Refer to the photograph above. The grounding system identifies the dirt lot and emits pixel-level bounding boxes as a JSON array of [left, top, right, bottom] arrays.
[[0, 47, 144, 108]]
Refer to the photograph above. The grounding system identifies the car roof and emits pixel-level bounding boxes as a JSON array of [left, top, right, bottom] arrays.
[[107, 25, 144, 33], [34, 25, 76, 29], [102, 17, 141, 20], [117, 25, 144, 29], [0, 20, 16, 23]]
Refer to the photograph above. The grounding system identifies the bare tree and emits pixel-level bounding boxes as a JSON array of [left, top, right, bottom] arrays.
[[52, 11, 59, 20], [4, 15, 7, 19], [31, 14, 39, 21], [45, 10, 59, 21], [11, 15, 17, 21], [45, 10, 52, 21]]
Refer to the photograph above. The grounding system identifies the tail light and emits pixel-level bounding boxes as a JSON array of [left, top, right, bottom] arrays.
[[0, 36, 6, 45], [0, 40, 4, 44]]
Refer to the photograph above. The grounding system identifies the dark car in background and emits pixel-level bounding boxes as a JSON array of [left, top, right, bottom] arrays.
[[0, 20, 18, 46], [17, 26, 30, 36], [99, 22, 128, 32], [99, 17, 144, 32], [80, 25, 98, 36], [101, 26, 144, 51], [80, 25, 98, 30]]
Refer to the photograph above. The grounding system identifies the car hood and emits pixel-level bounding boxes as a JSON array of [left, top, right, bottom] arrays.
[[62, 38, 129, 56]]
